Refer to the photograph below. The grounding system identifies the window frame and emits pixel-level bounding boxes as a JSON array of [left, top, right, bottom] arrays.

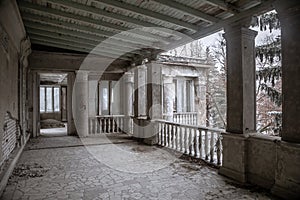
[[40, 85, 61, 113]]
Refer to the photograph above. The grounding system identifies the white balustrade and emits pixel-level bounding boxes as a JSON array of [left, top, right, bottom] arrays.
[[155, 119, 224, 166], [88, 115, 125, 134]]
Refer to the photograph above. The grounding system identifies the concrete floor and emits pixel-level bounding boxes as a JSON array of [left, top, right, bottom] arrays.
[[2, 134, 279, 200]]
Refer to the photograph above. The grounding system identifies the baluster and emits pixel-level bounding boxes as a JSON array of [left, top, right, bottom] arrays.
[[103, 118, 106, 133], [111, 117, 114, 133], [170, 125, 173, 149], [194, 129, 199, 158], [189, 128, 194, 156], [179, 126, 183, 152], [216, 133, 222, 165], [185, 127, 189, 154], [106, 118, 109, 133], [175, 125, 179, 150], [95, 118, 98, 133], [168, 124, 172, 148], [162, 123, 165, 146], [99, 118, 102, 134], [158, 123, 161, 145], [210, 132, 215, 163], [199, 130, 202, 159], [88, 118, 91, 134], [171, 125, 175, 149], [164, 123, 168, 147], [92, 118, 95, 134], [205, 130, 209, 160]]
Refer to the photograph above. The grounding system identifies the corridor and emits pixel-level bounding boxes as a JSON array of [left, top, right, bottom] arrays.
[[2, 134, 278, 200]]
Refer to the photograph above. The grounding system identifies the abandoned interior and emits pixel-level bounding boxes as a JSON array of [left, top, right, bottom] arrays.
[[0, 0, 299, 199]]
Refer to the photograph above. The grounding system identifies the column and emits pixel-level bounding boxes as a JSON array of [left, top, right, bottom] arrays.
[[133, 65, 147, 117], [123, 72, 134, 134], [194, 75, 207, 126], [275, 0, 300, 143], [163, 75, 175, 121], [271, 1, 300, 199], [225, 24, 257, 134], [67, 72, 76, 136], [32, 72, 40, 138], [145, 62, 163, 144], [219, 19, 257, 183], [133, 65, 147, 139], [73, 71, 89, 137]]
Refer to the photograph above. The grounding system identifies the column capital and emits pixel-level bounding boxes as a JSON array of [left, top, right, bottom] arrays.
[[124, 72, 134, 83], [224, 26, 257, 40], [163, 75, 175, 84]]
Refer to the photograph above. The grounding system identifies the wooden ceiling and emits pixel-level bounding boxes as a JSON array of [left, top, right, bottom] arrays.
[[18, 0, 275, 63]]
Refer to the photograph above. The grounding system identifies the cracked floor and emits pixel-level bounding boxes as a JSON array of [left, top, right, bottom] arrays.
[[2, 134, 279, 200]]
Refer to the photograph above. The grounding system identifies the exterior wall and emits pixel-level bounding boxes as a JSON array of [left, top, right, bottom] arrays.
[[0, 0, 27, 166]]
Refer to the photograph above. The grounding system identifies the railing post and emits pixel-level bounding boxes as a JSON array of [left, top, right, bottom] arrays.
[[199, 130, 202, 159], [210, 132, 215, 163], [194, 129, 199, 158], [205, 130, 209, 160], [185, 127, 189, 155], [189, 128, 194, 157], [216, 134, 222, 165]]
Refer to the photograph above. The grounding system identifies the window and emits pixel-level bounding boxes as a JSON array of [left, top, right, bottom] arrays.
[[40, 86, 60, 113]]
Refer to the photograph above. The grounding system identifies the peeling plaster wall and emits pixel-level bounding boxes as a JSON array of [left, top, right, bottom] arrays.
[[0, 0, 26, 165]]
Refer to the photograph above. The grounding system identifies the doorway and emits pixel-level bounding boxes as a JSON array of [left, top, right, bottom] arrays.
[[39, 73, 68, 137]]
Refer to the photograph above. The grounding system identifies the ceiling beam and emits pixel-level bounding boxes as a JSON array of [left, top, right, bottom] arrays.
[[18, 1, 126, 32], [23, 19, 163, 49], [29, 34, 139, 57], [26, 28, 142, 52], [18, 1, 174, 43], [28, 31, 145, 56], [93, 0, 200, 31], [204, 0, 240, 13], [151, 0, 219, 24], [45, 0, 159, 29], [25, 26, 150, 51], [31, 39, 133, 61]]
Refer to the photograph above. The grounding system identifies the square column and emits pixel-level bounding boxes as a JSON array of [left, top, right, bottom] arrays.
[[67, 72, 76, 136], [194, 76, 207, 126], [123, 72, 134, 134], [271, 1, 300, 199], [144, 62, 163, 145], [133, 65, 148, 139], [275, 0, 300, 143], [163, 75, 175, 121], [219, 21, 257, 183], [225, 25, 257, 134], [133, 65, 147, 117], [73, 71, 89, 137]]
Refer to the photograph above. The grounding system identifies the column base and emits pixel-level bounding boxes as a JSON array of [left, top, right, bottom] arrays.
[[219, 133, 248, 183]]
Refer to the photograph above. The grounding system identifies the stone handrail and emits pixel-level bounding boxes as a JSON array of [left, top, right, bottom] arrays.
[[154, 119, 224, 166]]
